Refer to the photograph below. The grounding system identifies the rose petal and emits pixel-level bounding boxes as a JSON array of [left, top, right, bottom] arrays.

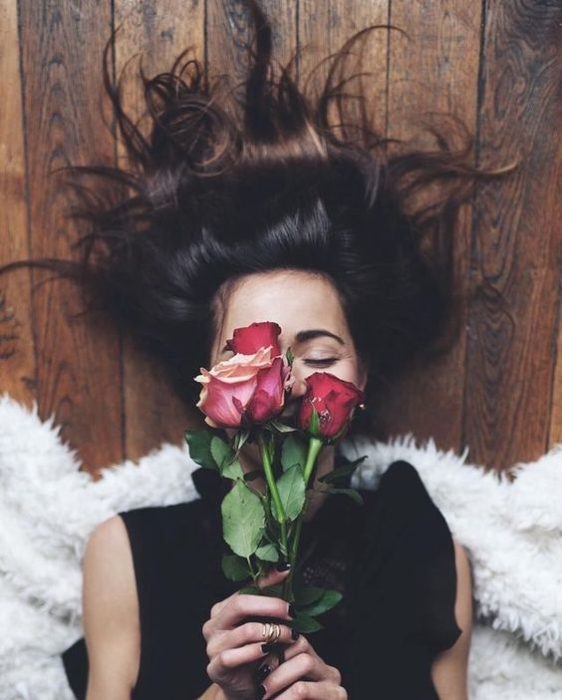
[[225, 321, 282, 356]]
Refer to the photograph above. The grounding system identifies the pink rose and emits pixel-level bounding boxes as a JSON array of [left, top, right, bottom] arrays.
[[298, 372, 365, 441], [195, 347, 288, 428]]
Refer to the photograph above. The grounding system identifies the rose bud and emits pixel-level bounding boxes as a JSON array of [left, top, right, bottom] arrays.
[[195, 348, 289, 428], [298, 372, 365, 441], [225, 321, 282, 357]]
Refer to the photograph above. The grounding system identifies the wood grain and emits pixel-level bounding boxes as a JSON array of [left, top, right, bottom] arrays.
[[464, 0, 562, 468], [206, 0, 297, 86], [2, 0, 561, 473], [0, 0, 36, 406], [18, 0, 123, 472], [112, 1, 204, 462], [377, 1, 483, 456], [298, 0, 388, 135]]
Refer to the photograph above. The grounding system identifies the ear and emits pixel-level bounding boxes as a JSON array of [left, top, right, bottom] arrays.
[[357, 355, 370, 393]]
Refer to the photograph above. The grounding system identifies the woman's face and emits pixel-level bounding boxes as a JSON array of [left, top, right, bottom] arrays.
[[209, 268, 368, 419]]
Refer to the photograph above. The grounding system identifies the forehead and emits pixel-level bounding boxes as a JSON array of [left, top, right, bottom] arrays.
[[217, 270, 348, 340]]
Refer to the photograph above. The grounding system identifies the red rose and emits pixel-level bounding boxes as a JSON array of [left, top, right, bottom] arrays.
[[298, 372, 364, 441], [225, 321, 282, 357]]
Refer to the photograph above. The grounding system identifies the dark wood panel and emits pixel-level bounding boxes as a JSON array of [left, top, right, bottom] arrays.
[[378, 1, 483, 456], [206, 0, 297, 83], [113, 1, 205, 462], [18, 0, 123, 472], [3, 0, 561, 472], [464, 0, 562, 468], [298, 0, 388, 130], [0, 0, 36, 406]]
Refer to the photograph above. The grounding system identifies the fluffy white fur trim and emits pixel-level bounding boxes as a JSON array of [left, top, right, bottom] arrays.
[[0, 393, 561, 699]]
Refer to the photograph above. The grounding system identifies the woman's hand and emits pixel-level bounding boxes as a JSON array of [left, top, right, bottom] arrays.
[[256, 632, 347, 699], [202, 567, 298, 700]]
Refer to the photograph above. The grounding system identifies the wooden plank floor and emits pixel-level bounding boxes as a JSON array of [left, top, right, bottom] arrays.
[[1, 0, 561, 474]]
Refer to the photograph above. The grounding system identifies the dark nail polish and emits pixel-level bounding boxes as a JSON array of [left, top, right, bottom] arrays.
[[256, 664, 272, 680], [275, 561, 291, 571], [257, 684, 266, 699], [288, 603, 296, 618], [261, 642, 275, 653], [291, 628, 300, 640]]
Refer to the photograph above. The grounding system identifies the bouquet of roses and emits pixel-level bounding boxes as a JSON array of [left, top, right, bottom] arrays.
[[184, 321, 367, 635]]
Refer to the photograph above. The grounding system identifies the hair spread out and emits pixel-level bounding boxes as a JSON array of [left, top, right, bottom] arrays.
[[1, 0, 512, 435]]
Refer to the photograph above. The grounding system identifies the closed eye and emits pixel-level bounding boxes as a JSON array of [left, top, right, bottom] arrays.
[[303, 358, 338, 367]]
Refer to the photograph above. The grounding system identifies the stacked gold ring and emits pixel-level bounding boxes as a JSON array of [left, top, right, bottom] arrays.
[[262, 622, 281, 644]]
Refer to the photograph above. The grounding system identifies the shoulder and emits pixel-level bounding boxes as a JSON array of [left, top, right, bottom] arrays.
[[82, 515, 141, 695], [374, 461, 467, 641], [451, 539, 473, 630], [360, 458, 443, 522], [430, 537, 473, 697], [379, 459, 452, 529]]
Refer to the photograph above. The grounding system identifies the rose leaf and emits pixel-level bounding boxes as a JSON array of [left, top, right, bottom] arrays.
[[315, 486, 364, 507], [269, 420, 297, 433], [184, 429, 217, 470], [255, 543, 280, 563], [292, 613, 324, 633], [318, 455, 367, 484], [281, 433, 308, 472], [221, 480, 265, 558], [300, 589, 343, 617], [294, 585, 325, 607], [221, 553, 251, 581], [211, 436, 244, 479], [275, 464, 306, 521]]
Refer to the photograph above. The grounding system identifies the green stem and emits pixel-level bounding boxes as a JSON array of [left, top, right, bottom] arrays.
[[258, 433, 289, 565], [246, 555, 257, 582], [303, 437, 324, 486], [290, 436, 324, 570]]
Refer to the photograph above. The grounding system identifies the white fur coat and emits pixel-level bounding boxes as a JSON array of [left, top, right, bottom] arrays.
[[0, 392, 560, 699]]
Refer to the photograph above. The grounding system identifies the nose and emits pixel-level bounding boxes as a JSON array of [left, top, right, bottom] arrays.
[[281, 374, 307, 418]]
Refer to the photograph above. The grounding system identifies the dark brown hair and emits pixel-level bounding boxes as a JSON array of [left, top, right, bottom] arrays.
[[0, 0, 510, 435]]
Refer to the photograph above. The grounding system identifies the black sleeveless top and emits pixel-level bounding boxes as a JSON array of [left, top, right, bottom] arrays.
[[61, 459, 462, 699]]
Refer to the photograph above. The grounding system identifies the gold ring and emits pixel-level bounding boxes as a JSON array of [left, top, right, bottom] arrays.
[[262, 622, 273, 641], [266, 622, 281, 644]]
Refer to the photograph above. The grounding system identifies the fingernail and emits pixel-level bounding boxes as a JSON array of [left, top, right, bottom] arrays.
[[256, 664, 272, 681], [291, 628, 300, 640], [257, 684, 266, 699], [288, 603, 296, 618], [261, 642, 275, 653], [275, 561, 291, 571]]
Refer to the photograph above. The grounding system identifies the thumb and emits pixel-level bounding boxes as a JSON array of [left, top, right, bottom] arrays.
[[256, 565, 291, 591]]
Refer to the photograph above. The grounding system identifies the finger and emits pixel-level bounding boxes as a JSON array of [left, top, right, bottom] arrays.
[[212, 590, 294, 631], [258, 652, 326, 699], [256, 566, 291, 590], [203, 589, 243, 640], [206, 640, 271, 681], [209, 592, 238, 619], [210, 567, 288, 617], [272, 680, 347, 699], [275, 633, 320, 663], [206, 621, 298, 657], [204, 569, 291, 639]]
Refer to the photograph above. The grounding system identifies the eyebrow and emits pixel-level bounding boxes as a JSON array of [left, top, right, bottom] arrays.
[[221, 328, 345, 353], [295, 329, 345, 345]]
